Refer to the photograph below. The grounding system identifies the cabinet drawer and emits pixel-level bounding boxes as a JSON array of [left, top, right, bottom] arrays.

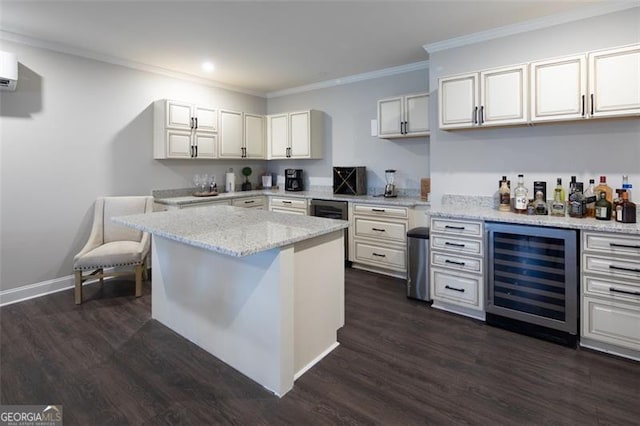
[[583, 232, 640, 258], [271, 197, 307, 209], [354, 241, 406, 269], [584, 275, 640, 302], [354, 218, 407, 243], [431, 235, 482, 256], [353, 204, 408, 219], [431, 218, 483, 237], [432, 268, 480, 307], [583, 296, 640, 352], [181, 200, 231, 208], [583, 254, 640, 281], [232, 196, 265, 208], [431, 252, 482, 273], [271, 207, 306, 215]]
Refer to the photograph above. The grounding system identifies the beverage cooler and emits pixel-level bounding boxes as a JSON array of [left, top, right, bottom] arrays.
[[485, 222, 580, 347]]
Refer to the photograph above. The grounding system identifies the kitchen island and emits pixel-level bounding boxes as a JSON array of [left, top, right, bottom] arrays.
[[113, 205, 348, 396]]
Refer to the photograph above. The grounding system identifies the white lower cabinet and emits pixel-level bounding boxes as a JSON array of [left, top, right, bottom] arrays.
[[581, 231, 640, 361], [429, 217, 484, 320]]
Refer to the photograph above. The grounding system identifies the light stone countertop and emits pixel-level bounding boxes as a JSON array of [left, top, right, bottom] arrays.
[[153, 188, 430, 208], [113, 205, 349, 257], [431, 205, 640, 235]]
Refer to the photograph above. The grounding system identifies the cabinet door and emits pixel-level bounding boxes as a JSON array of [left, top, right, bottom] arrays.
[[589, 44, 640, 118], [378, 97, 403, 137], [405, 93, 430, 135], [218, 109, 244, 158], [194, 133, 217, 159], [194, 106, 217, 132], [166, 100, 193, 130], [244, 113, 265, 159], [480, 64, 528, 126], [531, 55, 587, 122], [289, 111, 311, 158], [267, 114, 289, 159], [166, 130, 192, 158], [439, 73, 478, 129]]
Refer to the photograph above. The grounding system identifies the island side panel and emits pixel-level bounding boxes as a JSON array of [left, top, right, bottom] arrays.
[[293, 230, 345, 377], [150, 235, 295, 397]]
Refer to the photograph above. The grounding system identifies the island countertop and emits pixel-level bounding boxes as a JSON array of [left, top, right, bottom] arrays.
[[113, 205, 349, 257]]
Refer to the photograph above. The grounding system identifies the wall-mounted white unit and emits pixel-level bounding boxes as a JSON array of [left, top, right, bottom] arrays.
[[0, 51, 18, 91]]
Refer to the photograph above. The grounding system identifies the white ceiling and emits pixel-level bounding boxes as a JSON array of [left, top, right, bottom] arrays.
[[0, 0, 616, 96]]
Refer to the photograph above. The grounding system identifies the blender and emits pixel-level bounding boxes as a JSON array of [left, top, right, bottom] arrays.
[[384, 169, 397, 198]]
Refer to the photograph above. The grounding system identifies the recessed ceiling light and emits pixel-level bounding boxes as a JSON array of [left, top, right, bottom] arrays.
[[202, 61, 215, 72]]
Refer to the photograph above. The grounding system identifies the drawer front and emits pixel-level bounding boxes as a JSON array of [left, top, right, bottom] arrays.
[[431, 235, 482, 256], [181, 200, 231, 208], [583, 296, 640, 351], [232, 196, 265, 208], [271, 207, 306, 215], [353, 204, 408, 219], [584, 275, 640, 302], [354, 241, 406, 269], [431, 252, 482, 273], [271, 197, 307, 209], [583, 232, 640, 258], [431, 218, 483, 237], [432, 268, 480, 307], [583, 254, 640, 281], [354, 218, 407, 243]]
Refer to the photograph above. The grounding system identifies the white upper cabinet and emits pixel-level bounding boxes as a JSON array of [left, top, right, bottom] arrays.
[[589, 44, 640, 118], [244, 113, 266, 159], [531, 54, 587, 122], [439, 65, 527, 130], [154, 100, 218, 159], [267, 110, 323, 159], [218, 109, 244, 159], [378, 93, 429, 138]]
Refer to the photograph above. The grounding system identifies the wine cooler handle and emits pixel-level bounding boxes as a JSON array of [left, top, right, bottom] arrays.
[[610, 287, 640, 296]]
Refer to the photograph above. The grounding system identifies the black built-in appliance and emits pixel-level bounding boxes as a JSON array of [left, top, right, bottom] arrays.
[[310, 199, 350, 266], [285, 169, 304, 192], [485, 222, 579, 347], [333, 167, 366, 195]]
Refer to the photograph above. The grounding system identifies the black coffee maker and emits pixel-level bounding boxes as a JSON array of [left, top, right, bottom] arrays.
[[285, 169, 304, 191]]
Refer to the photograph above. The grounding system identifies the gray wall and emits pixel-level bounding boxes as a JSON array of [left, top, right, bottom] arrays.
[[429, 8, 640, 207], [0, 41, 267, 291], [267, 70, 429, 191]]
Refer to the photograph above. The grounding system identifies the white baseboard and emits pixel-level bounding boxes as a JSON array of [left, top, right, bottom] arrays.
[[294, 341, 340, 381], [0, 274, 76, 307]]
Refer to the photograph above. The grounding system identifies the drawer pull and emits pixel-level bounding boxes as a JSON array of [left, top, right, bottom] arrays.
[[445, 259, 466, 266], [610, 243, 640, 250], [609, 265, 640, 274], [244, 200, 255, 204], [445, 285, 465, 293], [282, 201, 292, 204], [444, 225, 465, 230], [371, 208, 386, 212], [445, 242, 465, 248], [610, 287, 640, 296], [371, 227, 386, 232], [372, 252, 386, 258]]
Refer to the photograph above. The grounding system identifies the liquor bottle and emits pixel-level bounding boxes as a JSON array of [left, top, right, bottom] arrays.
[[568, 176, 585, 218], [550, 178, 566, 217], [595, 175, 613, 217], [595, 192, 612, 221], [583, 179, 597, 218], [533, 191, 548, 215], [616, 191, 637, 223], [499, 177, 511, 212], [513, 174, 528, 214]]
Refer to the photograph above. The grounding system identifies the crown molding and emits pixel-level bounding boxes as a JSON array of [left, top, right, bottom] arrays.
[[0, 30, 267, 98], [266, 60, 429, 99], [423, 2, 639, 54]]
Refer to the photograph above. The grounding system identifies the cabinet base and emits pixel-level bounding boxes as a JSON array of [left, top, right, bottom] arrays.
[[486, 313, 578, 348], [580, 337, 640, 362]]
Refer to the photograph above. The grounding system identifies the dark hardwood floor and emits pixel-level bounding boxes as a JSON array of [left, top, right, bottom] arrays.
[[1, 268, 639, 425]]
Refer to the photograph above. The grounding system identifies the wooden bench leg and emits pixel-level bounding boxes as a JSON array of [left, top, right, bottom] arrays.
[[135, 264, 143, 297], [75, 271, 83, 305]]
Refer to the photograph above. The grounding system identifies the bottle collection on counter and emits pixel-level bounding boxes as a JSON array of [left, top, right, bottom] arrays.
[[497, 174, 636, 224]]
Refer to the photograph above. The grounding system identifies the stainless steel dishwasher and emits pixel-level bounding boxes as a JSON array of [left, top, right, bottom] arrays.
[[407, 227, 431, 302]]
